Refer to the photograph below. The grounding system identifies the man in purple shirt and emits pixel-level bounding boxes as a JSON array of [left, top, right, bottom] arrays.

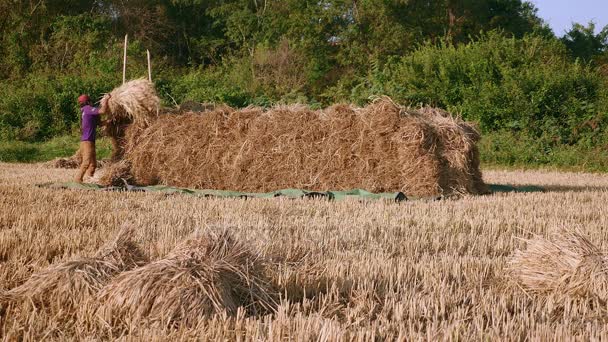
[[74, 94, 109, 182]]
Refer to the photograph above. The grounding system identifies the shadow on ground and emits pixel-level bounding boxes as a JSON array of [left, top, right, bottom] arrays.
[[489, 184, 608, 194]]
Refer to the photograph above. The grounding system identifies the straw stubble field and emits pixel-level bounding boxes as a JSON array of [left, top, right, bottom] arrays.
[[2, 162, 608, 340]]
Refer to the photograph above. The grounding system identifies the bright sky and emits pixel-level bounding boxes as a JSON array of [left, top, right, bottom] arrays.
[[530, 0, 608, 36]]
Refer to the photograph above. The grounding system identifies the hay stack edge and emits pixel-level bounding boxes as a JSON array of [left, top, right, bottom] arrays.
[[101, 79, 488, 197]]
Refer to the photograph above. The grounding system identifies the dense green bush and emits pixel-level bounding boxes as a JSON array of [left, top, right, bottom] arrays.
[[0, 72, 119, 141], [353, 32, 608, 146], [480, 131, 608, 171]]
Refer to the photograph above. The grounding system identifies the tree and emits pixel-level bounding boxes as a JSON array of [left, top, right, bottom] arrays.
[[561, 22, 608, 63]]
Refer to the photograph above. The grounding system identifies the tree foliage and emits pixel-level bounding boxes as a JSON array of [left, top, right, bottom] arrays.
[[561, 22, 608, 63], [0, 0, 606, 149]]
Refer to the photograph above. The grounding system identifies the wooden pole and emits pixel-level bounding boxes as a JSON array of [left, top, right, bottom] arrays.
[[122, 34, 128, 84], [147, 50, 152, 82]]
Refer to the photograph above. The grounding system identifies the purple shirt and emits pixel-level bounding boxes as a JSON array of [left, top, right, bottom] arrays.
[[81, 105, 100, 141]]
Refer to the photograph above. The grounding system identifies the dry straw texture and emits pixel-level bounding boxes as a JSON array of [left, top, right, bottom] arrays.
[[109, 97, 486, 197], [509, 230, 608, 299], [98, 230, 276, 327], [106, 79, 160, 125], [47, 154, 81, 169], [1, 225, 146, 312], [5, 165, 608, 340], [103, 79, 160, 161], [96, 159, 133, 186]]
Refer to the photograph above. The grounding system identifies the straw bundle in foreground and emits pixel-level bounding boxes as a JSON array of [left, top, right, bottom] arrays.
[[111, 98, 486, 197], [1, 226, 147, 311], [97, 231, 277, 327], [508, 230, 608, 299]]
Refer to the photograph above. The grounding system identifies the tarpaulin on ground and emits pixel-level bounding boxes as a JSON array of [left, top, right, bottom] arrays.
[[36, 182, 544, 201], [37, 182, 412, 201]]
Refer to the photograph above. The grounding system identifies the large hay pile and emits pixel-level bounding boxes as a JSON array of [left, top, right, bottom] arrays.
[[508, 230, 608, 299], [102, 86, 486, 196], [97, 231, 276, 327], [1, 226, 147, 311]]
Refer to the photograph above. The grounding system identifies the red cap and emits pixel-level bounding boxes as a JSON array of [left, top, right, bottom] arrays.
[[78, 94, 91, 106]]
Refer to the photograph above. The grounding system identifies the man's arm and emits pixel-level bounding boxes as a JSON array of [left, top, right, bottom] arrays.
[[97, 94, 111, 126], [99, 94, 111, 114]]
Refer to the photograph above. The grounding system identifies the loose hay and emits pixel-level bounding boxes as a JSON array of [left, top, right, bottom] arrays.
[[108, 97, 486, 197], [106, 79, 160, 125], [98, 230, 277, 327], [104, 79, 160, 161], [95, 159, 134, 186], [47, 153, 81, 169], [1, 225, 147, 311], [43, 152, 107, 169], [508, 230, 608, 299]]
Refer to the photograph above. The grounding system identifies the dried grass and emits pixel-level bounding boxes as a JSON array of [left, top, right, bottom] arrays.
[[106, 79, 160, 125], [115, 97, 485, 197], [103, 79, 160, 161], [95, 159, 133, 186], [97, 230, 277, 327], [508, 230, 608, 299], [1, 225, 147, 311], [47, 153, 81, 169], [43, 152, 107, 169]]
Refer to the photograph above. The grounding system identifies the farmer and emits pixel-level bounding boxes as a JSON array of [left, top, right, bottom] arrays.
[[74, 94, 110, 183]]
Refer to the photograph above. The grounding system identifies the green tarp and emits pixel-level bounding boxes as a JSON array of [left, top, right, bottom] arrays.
[[37, 182, 411, 201], [36, 182, 544, 201]]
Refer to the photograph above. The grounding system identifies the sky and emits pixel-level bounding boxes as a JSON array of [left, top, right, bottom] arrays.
[[530, 0, 608, 36]]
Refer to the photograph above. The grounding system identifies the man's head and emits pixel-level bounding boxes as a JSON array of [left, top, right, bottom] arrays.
[[78, 94, 91, 107]]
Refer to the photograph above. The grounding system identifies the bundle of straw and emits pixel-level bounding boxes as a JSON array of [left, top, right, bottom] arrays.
[[102, 79, 160, 162], [1, 226, 147, 311], [98, 230, 277, 327], [508, 230, 608, 299], [106, 79, 160, 125]]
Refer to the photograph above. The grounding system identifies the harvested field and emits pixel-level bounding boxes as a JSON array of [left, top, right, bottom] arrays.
[[2, 162, 608, 340]]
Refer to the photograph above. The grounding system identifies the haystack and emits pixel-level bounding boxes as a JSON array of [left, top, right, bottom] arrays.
[[1, 226, 147, 311], [508, 230, 608, 299], [97, 231, 276, 327], [102, 93, 486, 196]]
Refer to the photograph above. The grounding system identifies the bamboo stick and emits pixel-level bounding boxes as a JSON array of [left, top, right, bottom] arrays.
[[147, 50, 152, 82], [123, 34, 128, 84]]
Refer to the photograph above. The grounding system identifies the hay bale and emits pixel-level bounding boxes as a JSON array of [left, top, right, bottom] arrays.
[[508, 230, 608, 298], [1, 225, 147, 311], [98, 231, 277, 327], [116, 98, 486, 197]]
